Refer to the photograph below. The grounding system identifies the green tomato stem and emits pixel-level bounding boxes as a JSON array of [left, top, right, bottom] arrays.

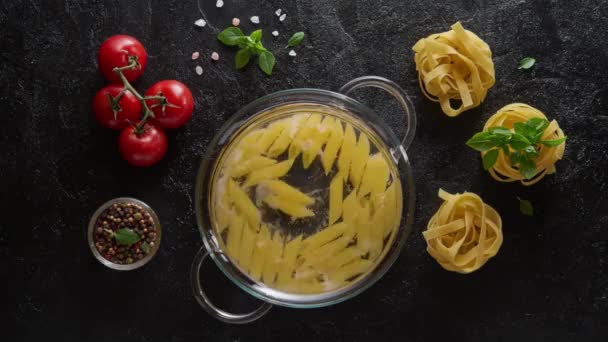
[[112, 61, 159, 135]]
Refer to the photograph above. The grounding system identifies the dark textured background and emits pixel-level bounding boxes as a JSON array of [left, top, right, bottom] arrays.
[[2, 0, 608, 340]]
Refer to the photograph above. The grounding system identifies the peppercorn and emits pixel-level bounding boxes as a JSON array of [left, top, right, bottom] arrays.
[[93, 200, 158, 265]]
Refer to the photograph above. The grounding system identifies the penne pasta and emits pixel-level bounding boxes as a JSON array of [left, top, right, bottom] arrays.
[[226, 214, 245, 262], [300, 234, 353, 270], [254, 120, 288, 155], [337, 123, 357, 182], [293, 265, 320, 281], [332, 259, 373, 282], [355, 200, 372, 253], [230, 155, 277, 178], [262, 194, 314, 218], [302, 116, 332, 169], [329, 174, 343, 225], [249, 224, 271, 281], [342, 190, 360, 224], [289, 114, 322, 160], [243, 158, 294, 187], [359, 153, 390, 197], [326, 247, 364, 269], [267, 114, 309, 158], [258, 180, 314, 205], [321, 118, 344, 175], [276, 235, 303, 287], [238, 222, 258, 272], [383, 181, 399, 238], [262, 230, 285, 285], [240, 129, 265, 146], [215, 176, 232, 233], [301, 222, 347, 253], [237, 130, 265, 158], [349, 132, 370, 190], [369, 195, 386, 260], [228, 179, 261, 230]]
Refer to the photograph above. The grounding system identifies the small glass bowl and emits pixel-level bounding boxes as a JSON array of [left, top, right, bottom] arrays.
[[87, 197, 162, 271]]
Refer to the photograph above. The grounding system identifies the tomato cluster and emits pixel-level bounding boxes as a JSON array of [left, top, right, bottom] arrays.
[[93, 35, 194, 167]]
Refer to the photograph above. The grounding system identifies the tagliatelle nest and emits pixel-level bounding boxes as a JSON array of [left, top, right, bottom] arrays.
[[483, 103, 566, 186], [413, 22, 495, 117], [423, 189, 502, 274]]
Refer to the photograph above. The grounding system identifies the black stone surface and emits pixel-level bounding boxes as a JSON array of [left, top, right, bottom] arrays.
[[3, 0, 608, 340]]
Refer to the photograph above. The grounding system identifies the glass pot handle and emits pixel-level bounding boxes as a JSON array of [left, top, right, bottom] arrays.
[[190, 246, 273, 324], [339, 76, 417, 154]]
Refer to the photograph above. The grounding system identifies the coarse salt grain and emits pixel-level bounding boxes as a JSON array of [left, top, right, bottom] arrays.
[[250, 16, 260, 24], [272, 30, 279, 37], [195, 66, 203, 75], [216, 0, 224, 8], [279, 13, 286, 22], [232, 17, 240, 26], [194, 19, 206, 27], [191, 51, 200, 60], [211, 52, 219, 61], [288, 50, 296, 57], [275, 9, 282, 16]]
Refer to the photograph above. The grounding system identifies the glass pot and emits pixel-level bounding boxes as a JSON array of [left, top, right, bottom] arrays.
[[192, 76, 416, 323]]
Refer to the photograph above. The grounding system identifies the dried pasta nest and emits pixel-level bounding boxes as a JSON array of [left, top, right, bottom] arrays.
[[483, 103, 566, 186], [423, 189, 502, 274], [211, 109, 403, 294], [413, 22, 495, 117]]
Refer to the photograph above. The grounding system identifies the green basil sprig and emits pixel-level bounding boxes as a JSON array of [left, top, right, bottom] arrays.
[[466, 118, 566, 179], [217, 27, 275, 75]]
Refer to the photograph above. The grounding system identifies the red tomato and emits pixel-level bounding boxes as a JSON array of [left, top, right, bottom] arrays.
[[145, 80, 194, 129], [118, 124, 168, 167], [98, 35, 147, 83], [92, 85, 142, 130]]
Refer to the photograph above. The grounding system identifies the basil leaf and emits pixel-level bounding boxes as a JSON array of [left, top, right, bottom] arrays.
[[523, 145, 539, 158], [509, 133, 532, 150], [250, 29, 263, 43], [258, 50, 275, 75], [513, 122, 526, 136], [482, 149, 499, 170], [518, 57, 536, 70], [235, 49, 251, 69], [236, 36, 254, 49], [533, 131, 544, 144], [489, 127, 512, 136], [114, 228, 140, 246], [542, 136, 567, 147], [518, 197, 534, 216], [518, 158, 538, 180], [466, 132, 501, 152], [509, 152, 521, 166], [527, 118, 549, 132], [254, 42, 266, 53], [141, 241, 151, 254], [218, 27, 246, 46], [287, 31, 305, 47]]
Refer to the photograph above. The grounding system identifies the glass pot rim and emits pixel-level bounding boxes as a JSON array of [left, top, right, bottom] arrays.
[[194, 86, 415, 308]]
